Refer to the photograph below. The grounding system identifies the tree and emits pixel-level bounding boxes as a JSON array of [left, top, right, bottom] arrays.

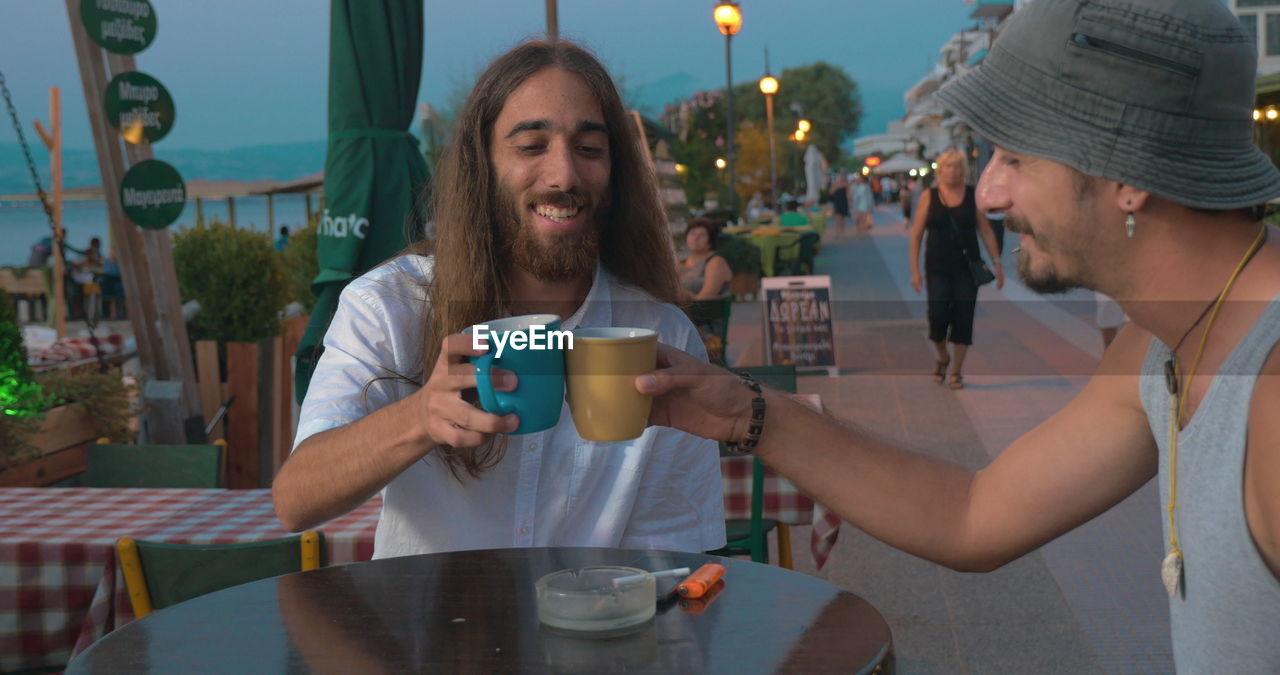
[[672, 62, 862, 208]]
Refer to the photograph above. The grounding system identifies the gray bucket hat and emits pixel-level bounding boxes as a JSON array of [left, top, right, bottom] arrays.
[[937, 0, 1280, 210]]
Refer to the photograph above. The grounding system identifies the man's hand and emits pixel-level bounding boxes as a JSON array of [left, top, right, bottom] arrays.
[[634, 343, 753, 443], [910, 269, 923, 294], [417, 333, 519, 449]]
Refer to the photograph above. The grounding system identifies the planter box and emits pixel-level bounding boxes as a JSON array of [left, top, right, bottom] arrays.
[[0, 403, 97, 487]]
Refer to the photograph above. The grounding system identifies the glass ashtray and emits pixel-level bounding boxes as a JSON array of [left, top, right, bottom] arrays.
[[535, 566, 656, 633]]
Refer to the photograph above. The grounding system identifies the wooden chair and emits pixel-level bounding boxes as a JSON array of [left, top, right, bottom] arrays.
[[116, 531, 324, 618], [709, 364, 797, 568], [85, 439, 227, 488]]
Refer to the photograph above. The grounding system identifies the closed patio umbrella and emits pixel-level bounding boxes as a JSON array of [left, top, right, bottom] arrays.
[[295, 0, 429, 403]]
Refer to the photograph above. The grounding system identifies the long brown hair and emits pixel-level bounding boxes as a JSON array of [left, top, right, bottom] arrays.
[[409, 40, 680, 478]]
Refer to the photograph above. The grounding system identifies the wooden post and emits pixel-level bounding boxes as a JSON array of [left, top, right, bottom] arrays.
[[33, 88, 66, 338], [66, 1, 201, 442], [227, 196, 236, 227], [195, 197, 204, 226], [267, 193, 275, 230], [224, 342, 260, 489], [195, 341, 223, 441], [304, 193, 313, 224]]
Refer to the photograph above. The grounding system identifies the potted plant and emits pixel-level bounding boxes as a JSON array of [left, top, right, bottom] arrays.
[[0, 288, 138, 486], [715, 234, 763, 299], [172, 221, 290, 488]]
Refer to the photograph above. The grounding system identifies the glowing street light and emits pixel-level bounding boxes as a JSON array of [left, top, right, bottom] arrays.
[[715, 157, 727, 169], [759, 50, 779, 208], [713, 2, 742, 214], [793, 129, 806, 142]]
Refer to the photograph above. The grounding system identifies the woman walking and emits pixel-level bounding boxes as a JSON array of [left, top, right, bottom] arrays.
[[908, 149, 1003, 389], [830, 170, 850, 236]]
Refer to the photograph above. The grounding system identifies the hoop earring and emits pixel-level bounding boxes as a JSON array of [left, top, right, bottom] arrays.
[[1125, 212, 1136, 238]]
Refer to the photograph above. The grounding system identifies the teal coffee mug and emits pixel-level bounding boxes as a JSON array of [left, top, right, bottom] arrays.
[[464, 314, 566, 435]]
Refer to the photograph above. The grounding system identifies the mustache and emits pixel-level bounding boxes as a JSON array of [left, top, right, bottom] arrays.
[[1002, 214, 1032, 235]]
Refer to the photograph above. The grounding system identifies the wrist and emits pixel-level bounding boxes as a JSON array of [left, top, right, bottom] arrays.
[[725, 371, 766, 454]]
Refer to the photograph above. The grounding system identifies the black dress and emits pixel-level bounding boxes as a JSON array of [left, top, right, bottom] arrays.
[[831, 183, 850, 216], [923, 186, 981, 345]]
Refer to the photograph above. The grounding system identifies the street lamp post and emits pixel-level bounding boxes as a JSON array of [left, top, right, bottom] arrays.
[[759, 55, 778, 210], [714, 2, 742, 216]]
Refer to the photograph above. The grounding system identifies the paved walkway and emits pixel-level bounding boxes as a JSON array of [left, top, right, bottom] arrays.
[[725, 206, 1173, 674]]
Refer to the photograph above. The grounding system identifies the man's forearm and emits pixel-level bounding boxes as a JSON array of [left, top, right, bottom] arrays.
[[273, 396, 434, 531], [752, 390, 987, 570]]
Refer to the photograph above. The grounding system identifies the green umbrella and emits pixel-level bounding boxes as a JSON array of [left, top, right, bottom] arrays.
[[295, 0, 429, 403]]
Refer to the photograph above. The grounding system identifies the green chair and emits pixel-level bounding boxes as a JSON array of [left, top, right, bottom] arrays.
[[709, 364, 798, 568], [116, 531, 324, 618], [777, 231, 821, 276], [686, 296, 733, 366], [85, 439, 227, 488]]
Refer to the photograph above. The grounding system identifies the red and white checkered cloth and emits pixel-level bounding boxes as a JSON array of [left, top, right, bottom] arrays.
[[719, 393, 842, 571], [0, 487, 380, 672], [29, 333, 125, 366], [721, 457, 842, 571]]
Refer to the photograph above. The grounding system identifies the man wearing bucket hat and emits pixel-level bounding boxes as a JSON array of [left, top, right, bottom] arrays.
[[275, 41, 725, 559], [635, 0, 1280, 669]]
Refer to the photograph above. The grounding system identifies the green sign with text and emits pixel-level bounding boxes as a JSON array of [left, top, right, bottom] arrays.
[[80, 0, 157, 54], [120, 159, 186, 229], [104, 71, 174, 144]]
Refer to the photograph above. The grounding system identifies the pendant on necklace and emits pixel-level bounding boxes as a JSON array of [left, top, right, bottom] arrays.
[[1163, 359, 1179, 396], [1161, 550, 1183, 597]]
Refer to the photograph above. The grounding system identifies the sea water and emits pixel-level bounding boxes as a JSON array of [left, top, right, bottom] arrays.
[[0, 195, 313, 266]]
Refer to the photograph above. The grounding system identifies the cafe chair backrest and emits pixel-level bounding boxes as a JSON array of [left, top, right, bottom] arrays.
[[712, 364, 798, 568], [116, 531, 325, 619], [687, 296, 733, 366], [86, 439, 227, 489]]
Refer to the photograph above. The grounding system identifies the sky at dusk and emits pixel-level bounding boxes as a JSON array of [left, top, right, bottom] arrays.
[[0, 0, 974, 153]]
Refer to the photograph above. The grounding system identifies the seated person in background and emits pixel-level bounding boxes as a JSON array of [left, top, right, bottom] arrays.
[[678, 218, 733, 301], [27, 237, 52, 267], [273, 39, 725, 559], [778, 200, 809, 227]]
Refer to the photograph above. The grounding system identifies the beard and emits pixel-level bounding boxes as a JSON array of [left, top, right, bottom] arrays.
[[496, 187, 604, 283], [1006, 213, 1083, 295]]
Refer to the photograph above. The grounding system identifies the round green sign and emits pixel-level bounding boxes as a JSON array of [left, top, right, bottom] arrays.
[[80, 0, 157, 55], [120, 160, 186, 229], [104, 72, 174, 144]]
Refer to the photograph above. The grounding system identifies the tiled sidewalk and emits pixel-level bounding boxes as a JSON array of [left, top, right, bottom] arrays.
[[724, 206, 1172, 673]]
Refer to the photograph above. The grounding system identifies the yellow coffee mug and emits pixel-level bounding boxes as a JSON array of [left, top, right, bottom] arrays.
[[565, 328, 659, 442]]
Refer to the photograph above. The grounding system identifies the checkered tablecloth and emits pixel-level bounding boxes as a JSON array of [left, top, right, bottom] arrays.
[[0, 487, 380, 672], [720, 394, 843, 571]]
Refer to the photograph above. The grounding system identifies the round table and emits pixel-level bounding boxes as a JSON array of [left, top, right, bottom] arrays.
[[69, 547, 892, 673]]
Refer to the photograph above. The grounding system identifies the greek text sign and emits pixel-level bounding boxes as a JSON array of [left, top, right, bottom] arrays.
[[762, 275, 837, 372], [80, 0, 157, 54], [120, 159, 186, 229], [104, 71, 174, 144]]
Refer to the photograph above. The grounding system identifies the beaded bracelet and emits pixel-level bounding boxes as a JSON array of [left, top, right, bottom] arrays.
[[725, 371, 766, 454]]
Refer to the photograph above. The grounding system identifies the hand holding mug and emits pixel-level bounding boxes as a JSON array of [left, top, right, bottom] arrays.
[[633, 343, 754, 444], [416, 333, 519, 449]]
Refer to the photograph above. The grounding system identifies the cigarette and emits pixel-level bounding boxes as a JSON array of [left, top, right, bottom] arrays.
[[612, 567, 691, 587], [677, 563, 726, 598], [1011, 246, 1022, 253]]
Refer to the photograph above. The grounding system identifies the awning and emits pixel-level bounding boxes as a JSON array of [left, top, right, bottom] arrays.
[[970, 0, 1013, 20], [872, 153, 929, 174], [967, 48, 989, 67]]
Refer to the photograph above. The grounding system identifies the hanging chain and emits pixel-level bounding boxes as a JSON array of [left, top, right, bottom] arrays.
[[0, 69, 60, 246]]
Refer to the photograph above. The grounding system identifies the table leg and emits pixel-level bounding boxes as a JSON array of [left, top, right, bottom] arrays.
[[776, 523, 794, 570]]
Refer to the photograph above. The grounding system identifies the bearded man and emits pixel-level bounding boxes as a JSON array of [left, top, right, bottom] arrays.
[[634, 1, 1280, 670], [273, 41, 725, 558]]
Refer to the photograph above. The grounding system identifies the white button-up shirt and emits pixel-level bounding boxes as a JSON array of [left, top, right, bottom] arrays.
[[294, 255, 726, 558]]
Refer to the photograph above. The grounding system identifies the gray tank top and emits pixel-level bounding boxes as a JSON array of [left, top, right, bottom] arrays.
[[1139, 293, 1280, 673]]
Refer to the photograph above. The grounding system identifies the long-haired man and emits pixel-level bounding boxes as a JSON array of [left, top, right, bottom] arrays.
[[274, 41, 725, 558]]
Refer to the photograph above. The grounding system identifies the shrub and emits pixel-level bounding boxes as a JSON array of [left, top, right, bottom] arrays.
[[0, 288, 51, 465], [716, 234, 762, 276], [281, 218, 319, 314], [172, 221, 289, 342]]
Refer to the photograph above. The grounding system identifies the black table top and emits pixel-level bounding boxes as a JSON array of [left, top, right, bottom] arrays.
[[70, 547, 892, 674]]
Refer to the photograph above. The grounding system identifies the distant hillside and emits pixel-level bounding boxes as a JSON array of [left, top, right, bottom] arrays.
[[0, 141, 326, 196], [632, 72, 702, 115]]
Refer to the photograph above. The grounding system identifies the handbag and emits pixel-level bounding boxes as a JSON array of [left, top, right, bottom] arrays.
[[937, 189, 996, 287]]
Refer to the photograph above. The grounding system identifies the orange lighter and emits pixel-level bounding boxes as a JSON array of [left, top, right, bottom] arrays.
[[679, 579, 726, 614], [676, 563, 725, 598]]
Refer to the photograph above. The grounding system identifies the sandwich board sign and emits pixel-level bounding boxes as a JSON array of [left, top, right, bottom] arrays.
[[761, 275, 838, 376]]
